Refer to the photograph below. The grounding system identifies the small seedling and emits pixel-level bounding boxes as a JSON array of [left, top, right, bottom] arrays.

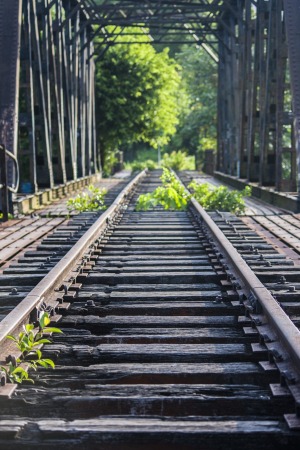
[[0, 312, 62, 384], [67, 184, 107, 212]]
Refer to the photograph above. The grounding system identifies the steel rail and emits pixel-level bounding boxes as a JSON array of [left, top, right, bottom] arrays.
[[172, 171, 300, 375], [0, 169, 146, 349], [190, 198, 300, 374]]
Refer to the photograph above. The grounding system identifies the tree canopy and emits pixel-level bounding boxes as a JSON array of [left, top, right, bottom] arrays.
[[167, 45, 218, 159], [95, 28, 182, 172]]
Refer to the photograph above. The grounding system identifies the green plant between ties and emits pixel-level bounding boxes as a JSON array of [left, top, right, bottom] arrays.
[[0, 312, 63, 384], [188, 181, 251, 214], [136, 168, 251, 213], [66, 184, 107, 213], [136, 167, 191, 211]]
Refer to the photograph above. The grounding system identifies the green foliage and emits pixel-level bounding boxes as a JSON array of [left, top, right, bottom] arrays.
[[189, 181, 251, 214], [67, 184, 107, 212], [0, 213, 14, 220], [162, 150, 195, 170], [136, 168, 191, 211], [0, 312, 62, 384], [167, 46, 218, 160], [95, 27, 182, 169], [102, 152, 118, 178], [129, 159, 158, 171]]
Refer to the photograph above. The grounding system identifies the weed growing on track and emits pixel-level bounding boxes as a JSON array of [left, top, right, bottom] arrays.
[[189, 181, 251, 214], [0, 312, 62, 384], [67, 184, 107, 212], [136, 168, 251, 213], [136, 168, 191, 211]]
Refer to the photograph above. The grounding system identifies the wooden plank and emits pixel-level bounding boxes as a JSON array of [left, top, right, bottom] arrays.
[[85, 272, 219, 284], [5, 384, 286, 418]]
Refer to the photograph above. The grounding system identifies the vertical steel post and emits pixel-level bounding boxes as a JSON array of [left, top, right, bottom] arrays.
[[0, 0, 22, 200], [0, 146, 8, 222], [283, 0, 300, 200]]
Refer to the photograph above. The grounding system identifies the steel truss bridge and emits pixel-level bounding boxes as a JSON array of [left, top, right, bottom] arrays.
[[1, 0, 300, 217]]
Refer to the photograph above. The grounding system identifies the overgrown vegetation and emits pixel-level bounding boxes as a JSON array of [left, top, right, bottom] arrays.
[[0, 312, 62, 384], [166, 46, 218, 165], [127, 150, 194, 172], [161, 150, 195, 170], [129, 159, 158, 172], [67, 184, 107, 212], [95, 27, 182, 174], [136, 168, 191, 211], [189, 181, 251, 214], [136, 168, 251, 214]]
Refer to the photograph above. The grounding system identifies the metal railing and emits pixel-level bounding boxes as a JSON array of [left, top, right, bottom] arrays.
[[0, 145, 20, 221]]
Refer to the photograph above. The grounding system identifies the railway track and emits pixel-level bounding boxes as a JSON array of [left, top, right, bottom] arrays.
[[0, 177, 131, 272], [0, 170, 300, 449]]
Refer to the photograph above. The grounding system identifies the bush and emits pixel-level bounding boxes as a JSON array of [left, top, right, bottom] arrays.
[[136, 168, 191, 211], [189, 181, 251, 214], [67, 185, 107, 212], [162, 150, 195, 170], [129, 159, 158, 171]]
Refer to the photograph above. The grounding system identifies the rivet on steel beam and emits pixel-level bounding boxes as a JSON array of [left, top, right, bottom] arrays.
[[245, 303, 254, 313], [260, 333, 272, 343], [238, 291, 246, 302], [252, 317, 262, 326], [227, 272, 235, 281], [85, 300, 96, 307], [269, 348, 283, 362], [280, 370, 296, 386], [278, 276, 287, 284], [9, 288, 18, 295], [62, 284, 68, 295], [232, 281, 241, 290]]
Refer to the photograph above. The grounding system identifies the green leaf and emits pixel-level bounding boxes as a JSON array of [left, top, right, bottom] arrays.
[[42, 327, 63, 334], [6, 335, 18, 343], [24, 324, 34, 333], [40, 359, 55, 369], [32, 339, 52, 346], [39, 312, 51, 329]]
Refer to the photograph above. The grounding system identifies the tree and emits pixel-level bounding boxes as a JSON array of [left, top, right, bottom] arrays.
[[95, 28, 182, 174], [167, 45, 218, 163]]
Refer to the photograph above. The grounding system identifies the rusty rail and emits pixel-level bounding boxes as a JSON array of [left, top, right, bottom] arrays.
[[0, 169, 146, 349]]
